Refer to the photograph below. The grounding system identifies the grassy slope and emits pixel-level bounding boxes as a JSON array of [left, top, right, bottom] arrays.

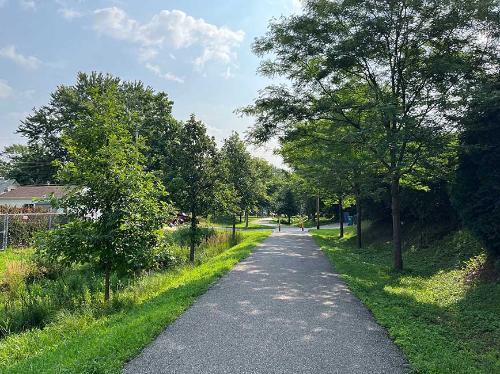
[[311, 227, 500, 373], [0, 230, 271, 373]]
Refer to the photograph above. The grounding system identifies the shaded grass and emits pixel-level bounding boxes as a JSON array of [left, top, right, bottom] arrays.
[[0, 230, 271, 373], [311, 227, 500, 374]]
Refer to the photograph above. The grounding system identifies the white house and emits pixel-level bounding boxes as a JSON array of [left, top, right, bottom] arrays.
[[0, 185, 66, 209]]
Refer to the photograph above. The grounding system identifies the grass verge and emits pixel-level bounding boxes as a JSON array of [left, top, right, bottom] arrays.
[[311, 227, 499, 374], [207, 216, 273, 230], [0, 230, 271, 373]]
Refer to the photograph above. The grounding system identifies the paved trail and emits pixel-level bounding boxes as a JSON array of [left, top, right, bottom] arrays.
[[124, 230, 409, 374]]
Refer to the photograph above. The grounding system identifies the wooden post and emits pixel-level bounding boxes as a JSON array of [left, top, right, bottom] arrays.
[[339, 197, 344, 238], [316, 194, 320, 230]]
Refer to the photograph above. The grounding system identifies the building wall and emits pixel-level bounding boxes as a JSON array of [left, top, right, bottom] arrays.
[[0, 198, 34, 207]]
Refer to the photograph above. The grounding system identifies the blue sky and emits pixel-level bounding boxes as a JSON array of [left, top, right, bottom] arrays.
[[0, 0, 302, 165]]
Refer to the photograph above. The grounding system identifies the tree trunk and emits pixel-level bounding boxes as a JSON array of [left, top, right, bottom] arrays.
[[239, 212, 242, 223], [232, 215, 236, 240], [104, 263, 111, 302], [245, 210, 249, 228], [316, 194, 320, 230], [287, 215, 291, 225], [278, 214, 281, 232], [190, 210, 196, 263], [391, 176, 403, 270], [339, 197, 344, 238], [356, 191, 362, 249]]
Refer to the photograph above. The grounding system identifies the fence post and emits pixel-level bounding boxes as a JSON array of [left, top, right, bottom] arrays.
[[48, 214, 53, 230], [2, 215, 8, 250]]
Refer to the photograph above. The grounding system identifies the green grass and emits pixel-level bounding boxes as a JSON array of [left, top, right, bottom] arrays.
[[0, 248, 34, 275], [208, 216, 273, 230], [0, 230, 271, 373], [311, 226, 500, 374], [270, 216, 333, 228]]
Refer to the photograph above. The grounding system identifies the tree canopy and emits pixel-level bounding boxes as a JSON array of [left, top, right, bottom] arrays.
[[241, 0, 500, 269], [37, 79, 170, 301]]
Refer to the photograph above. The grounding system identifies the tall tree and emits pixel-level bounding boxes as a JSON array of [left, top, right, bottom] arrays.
[[37, 81, 170, 301], [167, 115, 219, 262], [240, 0, 499, 270], [1, 144, 57, 184], [453, 77, 500, 266], [279, 120, 376, 244], [16, 72, 179, 183], [274, 174, 299, 224], [220, 133, 259, 230]]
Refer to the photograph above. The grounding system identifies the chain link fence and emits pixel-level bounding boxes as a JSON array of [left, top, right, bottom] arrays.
[[0, 212, 67, 250]]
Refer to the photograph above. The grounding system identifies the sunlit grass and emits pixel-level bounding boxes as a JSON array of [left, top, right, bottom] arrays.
[[0, 230, 271, 373], [312, 227, 500, 374]]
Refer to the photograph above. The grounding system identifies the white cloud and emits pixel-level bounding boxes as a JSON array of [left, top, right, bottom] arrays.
[[138, 47, 158, 62], [0, 80, 13, 98], [0, 45, 41, 70], [93, 7, 245, 68], [58, 8, 83, 20], [145, 63, 184, 83]]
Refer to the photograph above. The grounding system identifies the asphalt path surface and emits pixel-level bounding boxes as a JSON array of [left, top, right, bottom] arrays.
[[124, 230, 409, 374]]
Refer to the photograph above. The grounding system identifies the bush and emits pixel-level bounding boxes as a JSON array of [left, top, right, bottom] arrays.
[[0, 226, 243, 338], [0, 206, 67, 248], [152, 228, 240, 268]]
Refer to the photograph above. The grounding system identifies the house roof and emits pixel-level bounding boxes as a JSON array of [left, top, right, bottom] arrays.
[[0, 179, 19, 193], [0, 185, 66, 200]]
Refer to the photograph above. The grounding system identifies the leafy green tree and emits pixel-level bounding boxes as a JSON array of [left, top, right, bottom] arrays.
[[280, 120, 376, 243], [166, 115, 219, 262], [252, 158, 284, 215], [220, 133, 258, 230], [36, 81, 170, 301], [1, 144, 57, 184], [17, 72, 179, 183], [240, 0, 498, 269], [453, 77, 500, 266], [275, 176, 299, 224]]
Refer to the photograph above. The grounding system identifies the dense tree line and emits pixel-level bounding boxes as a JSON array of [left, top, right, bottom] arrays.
[[1, 73, 283, 300], [240, 0, 500, 270]]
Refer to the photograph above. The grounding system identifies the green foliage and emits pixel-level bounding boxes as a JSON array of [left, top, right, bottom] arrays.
[[275, 188, 298, 223], [312, 227, 500, 373], [453, 78, 500, 261], [242, 0, 499, 269], [35, 78, 171, 300], [166, 115, 220, 261], [1, 144, 57, 185], [2, 215, 61, 249], [0, 231, 271, 373], [220, 132, 262, 220], [11, 72, 179, 184], [0, 229, 247, 338]]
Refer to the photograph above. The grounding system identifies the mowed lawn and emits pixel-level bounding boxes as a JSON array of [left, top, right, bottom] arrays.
[[311, 227, 500, 374], [0, 230, 271, 373]]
